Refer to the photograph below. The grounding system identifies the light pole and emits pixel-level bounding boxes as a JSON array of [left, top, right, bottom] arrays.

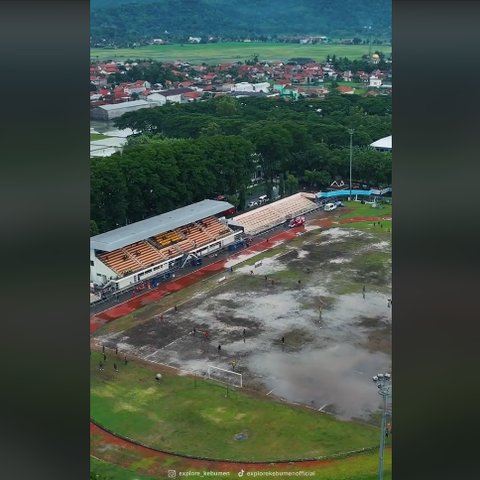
[[348, 129, 354, 200], [364, 25, 372, 59], [372, 373, 392, 480]]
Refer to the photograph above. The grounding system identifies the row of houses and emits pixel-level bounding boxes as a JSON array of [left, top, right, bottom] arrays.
[[90, 54, 391, 93], [90, 82, 276, 120], [90, 55, 392, 117]]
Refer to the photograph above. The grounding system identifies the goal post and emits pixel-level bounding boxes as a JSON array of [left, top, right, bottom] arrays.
[[207, 365, 243, 388]]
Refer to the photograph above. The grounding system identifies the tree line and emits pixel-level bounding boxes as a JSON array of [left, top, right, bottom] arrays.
[[91, 94, 391, 235], [90, 0, 392, 47]]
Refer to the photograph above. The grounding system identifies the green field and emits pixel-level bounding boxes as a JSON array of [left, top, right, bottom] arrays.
[[91, 133, 108, 141], [91, 457, 157, 480], [337, 200, 392, 220], [91, 42, 391, 64], [90, 452, 391, 480], [91, 352, 382, 462]]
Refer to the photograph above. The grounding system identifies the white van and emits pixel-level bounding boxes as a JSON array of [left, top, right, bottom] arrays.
[[324, 202, 337, 212]]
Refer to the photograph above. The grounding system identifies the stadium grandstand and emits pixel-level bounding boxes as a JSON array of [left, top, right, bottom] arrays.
[[229, 193, 319, 235], [90, 199, 240, 290]]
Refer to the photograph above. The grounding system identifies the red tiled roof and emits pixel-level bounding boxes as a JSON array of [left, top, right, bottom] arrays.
[[182, 91, 200, 98]]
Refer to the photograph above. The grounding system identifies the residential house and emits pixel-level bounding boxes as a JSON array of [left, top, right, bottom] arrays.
[[147, 87, 195, 105], [369, 76, 382, 88], [90, 76, 107, 87], [337, 86, 355, 95], [181, 91, 201, 102]]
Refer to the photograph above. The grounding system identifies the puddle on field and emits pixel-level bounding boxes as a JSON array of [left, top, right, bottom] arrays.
[[248, 345, 390, 420], [329, 257, 351, 264], [111, 226, 392, 420], [233, 256, 289, 276]]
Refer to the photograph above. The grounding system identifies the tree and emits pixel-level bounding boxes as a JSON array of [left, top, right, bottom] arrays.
[[243, 123, 293, 195], [90, 220, 100, 236], [215, 96, 238, 116], [238, 187, 246, 210], [285, 174, 299, 195], [303, 169, 331, 188], [200, 121, 222, 136], [278, 176, 285, 198]]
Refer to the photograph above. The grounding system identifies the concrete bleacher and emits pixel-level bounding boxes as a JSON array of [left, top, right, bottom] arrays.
[[233, 193, 318, 235], [123, 241, 166, 268], [201, 216, 232, 240], [98, 248, 142, 276], [153, 230, 183, 247]]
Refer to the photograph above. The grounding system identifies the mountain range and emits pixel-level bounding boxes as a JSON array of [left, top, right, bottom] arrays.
[[91, 0, 391, 46]]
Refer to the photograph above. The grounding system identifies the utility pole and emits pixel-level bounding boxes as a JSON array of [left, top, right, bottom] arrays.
[[348, 129, 354, 200], [372, 373, 392, 480]]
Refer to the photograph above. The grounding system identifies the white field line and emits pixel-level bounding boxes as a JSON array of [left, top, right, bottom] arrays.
[[143, 348, 163, 360]]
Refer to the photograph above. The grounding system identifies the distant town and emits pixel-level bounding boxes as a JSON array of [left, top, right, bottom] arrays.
[[90, 53, 392, 120]]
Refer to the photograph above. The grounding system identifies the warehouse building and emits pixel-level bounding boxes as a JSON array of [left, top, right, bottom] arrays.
[[90, 100, 158, 120]]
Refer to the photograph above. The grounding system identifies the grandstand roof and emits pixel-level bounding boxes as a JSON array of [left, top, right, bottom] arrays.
[[370, 135, 392, 150], [91, 199, 234, 252]]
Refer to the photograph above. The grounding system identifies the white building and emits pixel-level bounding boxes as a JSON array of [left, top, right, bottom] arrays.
[[146, 93, 167, 106], [90, 137, 128, 157], [231, 82, 270, 93], [370, 135, 392, 152], [90, 100, 158, 120], [147, 87, 195, 105], [369, 76, 382, 87]]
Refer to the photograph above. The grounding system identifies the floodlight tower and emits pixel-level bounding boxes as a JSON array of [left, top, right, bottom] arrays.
[[372, 373, 392, 480], [348, 129, 354, 200]]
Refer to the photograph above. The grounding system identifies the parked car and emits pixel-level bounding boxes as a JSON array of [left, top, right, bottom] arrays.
[[247, 201, 258, 208]]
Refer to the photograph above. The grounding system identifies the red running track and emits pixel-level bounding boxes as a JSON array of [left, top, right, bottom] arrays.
[[90, 226, 304, 333]]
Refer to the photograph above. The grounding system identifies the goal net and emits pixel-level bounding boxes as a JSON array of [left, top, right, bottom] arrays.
[[207, 365, 243, 388]]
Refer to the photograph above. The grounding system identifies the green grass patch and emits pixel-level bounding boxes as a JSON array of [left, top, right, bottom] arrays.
[[337, 201, 392, 220], [91, 43, 391, 64], [91, 456, 157, 480], [240, 246, 286, 265], [340, 220, 391, 232], [306, 449, 391, 480], [91, 133, 108, 141], [91, 352, 379, 462], [90, 450, 391, 480]]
